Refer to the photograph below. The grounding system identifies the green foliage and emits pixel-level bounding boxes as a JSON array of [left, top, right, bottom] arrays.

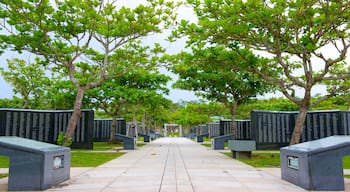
[[0, 0, 179, 138], [236, 98, 298, 119], [87, 61, 171, 115], [316, 94, 350, 110], [175, 0, 350, 144], [169, 102, 223, 126], [86, 65, 172, 136], [43, 78, 77, 110], [177, 0, 350, 107], [0, 97, 25, 108], [171, 6, 275, 133], [57, 132, 72, 147], [172, 46, 274, 115], [0, 58, 50, 109]]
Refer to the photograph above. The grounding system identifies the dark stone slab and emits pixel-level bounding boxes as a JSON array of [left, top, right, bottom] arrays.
[[115, 133, 136, 150], [196, 133, 209, 143], [211, 134, 234, 150], [138, 133, 150, 142]]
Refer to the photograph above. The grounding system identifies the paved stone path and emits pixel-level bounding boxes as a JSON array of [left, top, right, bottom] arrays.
[[1, 137, 349, 191], [52, 137, 305, 192]]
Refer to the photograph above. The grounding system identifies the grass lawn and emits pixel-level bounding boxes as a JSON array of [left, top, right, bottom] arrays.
[[222, 151, 350, 170], [201, 143, 211, 148], [71, 142, 129, 167], [137, 143, 146, 147], [0, 142, 127, 169], [168, 133, 180, 137], [71, 151, 125, 167], [343, 156, 350, 169], [93, 141, 147, 150], [0, 152, 125, 168], [222, 152, 280, 168], [201, 141, 229, 148], [203, 137, 211, 142], [0, 152, 124, 178], [0, 156, 9, 168], [93, 142, 123, 151], [137, 137, 144, 142], [0, 173, 8, 179], [0, 142, 129, 178]]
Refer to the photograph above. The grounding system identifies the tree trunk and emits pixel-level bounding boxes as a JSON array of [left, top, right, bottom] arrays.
[[133, 107, 137, 122], [230, 100, 238, 139], [147, 119, 152, 135], [289, 106, 309, 145], [109, 115, 117, 144], [64, 86, 86, 146], [23, 94, 29, 109]]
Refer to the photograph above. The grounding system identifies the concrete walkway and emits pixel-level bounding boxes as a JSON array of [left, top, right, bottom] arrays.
[[1, 137, 349, 191]]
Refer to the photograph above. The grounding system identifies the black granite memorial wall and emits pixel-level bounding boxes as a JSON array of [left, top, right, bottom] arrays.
[[219, 119, 251, 139], [93, 118, 126, 142], [208, 122, 220, 137], [0, 108, 94, 149], [251, 110, 350, 149]]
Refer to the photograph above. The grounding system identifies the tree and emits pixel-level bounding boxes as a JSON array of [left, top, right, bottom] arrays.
[[0, 58, 50, 108], [0, 0, 178, 145], [87, 65, 170, 143], [0, 97, 25, 108], [176, 0, 350, 145], [172, 46, 273, 135], [125, 91, 172, 134], [43, 77, 78, 110], [168, 101, 222, 134]]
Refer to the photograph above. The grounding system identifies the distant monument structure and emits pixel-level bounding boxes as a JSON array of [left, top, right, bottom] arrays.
[[164, 124, 182, 137]]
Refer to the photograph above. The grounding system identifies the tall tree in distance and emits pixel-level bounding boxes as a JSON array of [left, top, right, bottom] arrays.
[[172, 46, 274, 135], [0, 58, 50, 109], [176, 0, 350, 145], [87, 63, 170, 143], [0, 0, 179, 145]]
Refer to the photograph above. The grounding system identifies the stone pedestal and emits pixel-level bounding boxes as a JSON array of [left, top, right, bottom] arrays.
[[0, 137, 70, 191], [281, 136, 350, 191], [228, 140, 256, 159]]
